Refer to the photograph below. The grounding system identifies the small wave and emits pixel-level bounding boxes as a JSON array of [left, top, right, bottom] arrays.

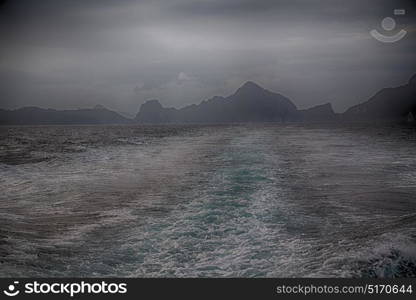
[[350, 233, 416, 278], [0, 151, 52, 165], [115, 138, 145, 146]]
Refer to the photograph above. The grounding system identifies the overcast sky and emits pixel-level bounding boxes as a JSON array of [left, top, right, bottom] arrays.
[[0, 0, 415, 114]]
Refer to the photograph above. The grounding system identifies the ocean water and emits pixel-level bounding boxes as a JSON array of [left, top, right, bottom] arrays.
[[0, 123, 415, 277]]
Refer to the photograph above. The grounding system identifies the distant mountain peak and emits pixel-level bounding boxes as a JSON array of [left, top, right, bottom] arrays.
[[312, 102, 334, 113], [93, 104, 106, 110], [135, 99, 172, 123], [237, 81, 265, 92], [343, 74, 416, 120], [142, 99, 163, 109], [232, 81, 270, 100], [409, 73, 416, 86], [298, 102, 337, 121], [135, 81, 299, 123], [0, 105, 130, 125]]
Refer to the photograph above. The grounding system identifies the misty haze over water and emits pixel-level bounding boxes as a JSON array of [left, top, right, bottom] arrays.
[[1, 0, 416, 112], [1, 0, 416, 279]]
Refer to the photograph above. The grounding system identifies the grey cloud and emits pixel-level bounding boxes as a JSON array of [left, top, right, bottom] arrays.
[[0, 0, 415, 113]]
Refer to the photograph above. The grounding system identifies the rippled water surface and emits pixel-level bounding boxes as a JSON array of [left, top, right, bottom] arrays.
[[1, 123, 416, 277]]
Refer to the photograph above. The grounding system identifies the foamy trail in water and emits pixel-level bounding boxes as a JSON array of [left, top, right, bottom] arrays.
[[0, 124, 415, 277]]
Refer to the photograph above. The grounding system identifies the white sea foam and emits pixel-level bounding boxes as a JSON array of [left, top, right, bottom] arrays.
[[0, 124, 415, 277]]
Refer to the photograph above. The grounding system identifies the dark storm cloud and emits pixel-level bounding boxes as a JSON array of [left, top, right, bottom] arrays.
[[0, 0, 415, 113]]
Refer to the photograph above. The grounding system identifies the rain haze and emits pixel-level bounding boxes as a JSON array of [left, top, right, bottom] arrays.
[[1, 0, 416, 280], [0, 0, 415, 114]]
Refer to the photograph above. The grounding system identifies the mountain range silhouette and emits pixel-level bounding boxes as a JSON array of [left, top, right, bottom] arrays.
[[1, 74, 415, 125]]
